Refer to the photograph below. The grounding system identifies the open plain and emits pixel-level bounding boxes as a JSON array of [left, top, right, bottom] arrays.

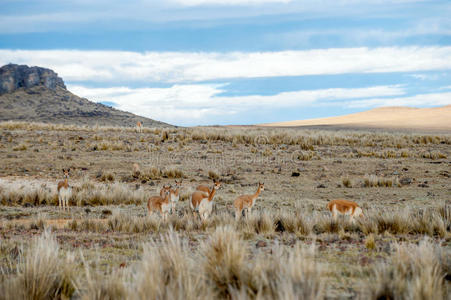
[[0, 121, 450, 299]]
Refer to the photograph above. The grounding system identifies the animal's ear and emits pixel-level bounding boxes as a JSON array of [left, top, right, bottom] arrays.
[[67, 168, 70, 172], [62, 168, 65, 172]]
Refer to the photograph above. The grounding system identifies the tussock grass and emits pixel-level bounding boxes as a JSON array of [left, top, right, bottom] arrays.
[[0, 179, 146, 207], [0, 230, 76, 300], [363, 174, 400, 187], [131, 231, 209, 300], [365, 238, 448, 300]]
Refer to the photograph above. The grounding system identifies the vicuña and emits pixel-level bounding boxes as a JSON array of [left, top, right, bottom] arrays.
[[57, 168, 72, 211], [148, 185, 171, 221], [233, 182, 264, 220], [327, 199, 364, 223], [190, 181, 221, 220]]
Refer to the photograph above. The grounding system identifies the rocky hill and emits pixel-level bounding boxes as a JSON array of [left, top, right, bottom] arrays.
[[0, 64, 171, 127]]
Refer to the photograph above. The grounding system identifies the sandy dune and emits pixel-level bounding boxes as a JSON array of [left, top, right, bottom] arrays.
[[260, 105, 451, 131]]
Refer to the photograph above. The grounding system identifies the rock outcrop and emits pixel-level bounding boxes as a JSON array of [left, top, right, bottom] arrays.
[[0, 63, 171, 127], [0, 64, 66, 95]]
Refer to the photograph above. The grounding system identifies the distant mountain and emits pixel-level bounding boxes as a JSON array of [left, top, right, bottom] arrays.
[[0, 64, 171, 127], [260, 105, 451, 132]]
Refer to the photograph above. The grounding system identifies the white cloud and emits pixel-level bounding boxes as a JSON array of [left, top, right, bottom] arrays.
[[2, 47, 451, 83], [346, 92, 451, 108], [68, 84, 405, 125], [409, 73, 441, 80]]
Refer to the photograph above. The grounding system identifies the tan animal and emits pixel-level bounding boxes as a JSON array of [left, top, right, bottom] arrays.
[[190, 181, 221, 220], [148, 186, 171, 221], [159, 184, 171, 197], [169, 180, 182, 214], [196, 179, 221, 194], [132, 163, 140, 176], [136, 121, 143, 133], [327, 199, 364, 223], [234, 182, 264, 220], [57, 168, 72, 211]]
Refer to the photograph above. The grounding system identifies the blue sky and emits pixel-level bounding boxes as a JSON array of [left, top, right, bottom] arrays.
[[0, 0, 450, 126]]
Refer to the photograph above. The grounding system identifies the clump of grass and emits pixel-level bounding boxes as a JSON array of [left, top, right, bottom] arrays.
[[421, 151, 447, 159], [365, 238, 447, 300], [139, 167, 162, 180], [363, 175, 400, 187], [296, 150, 315, 161], [13, 143, 28, 151], [161, 130, 169, 142], [201, 226, 250, 298], [99, 171, 115, 182], [0, 230, 76, 300], [342, 177, 353, 188], [163, 168, 184, 178], [252, 243, 323, 299], [208, 170, 220, 180], [365, 234, 376, 251], [132, 231, 209, 299], [276, 211, 312, 235]]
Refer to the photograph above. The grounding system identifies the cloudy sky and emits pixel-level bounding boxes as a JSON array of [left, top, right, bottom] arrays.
[[1, 0, 450, 126]]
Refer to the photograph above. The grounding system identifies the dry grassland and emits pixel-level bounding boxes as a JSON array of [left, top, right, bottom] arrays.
[[0, 121, 450, 299]]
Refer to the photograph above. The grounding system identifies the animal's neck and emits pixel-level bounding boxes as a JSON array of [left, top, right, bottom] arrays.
[[252, 187, 261, 200], [208, 188, 216, 201], [64, 178, 68, 186]]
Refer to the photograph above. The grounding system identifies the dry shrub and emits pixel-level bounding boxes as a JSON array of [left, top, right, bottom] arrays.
[[276, 210, 312, 235], [99, 171, 115, 182], [201, 226, 251, 297], [77, 255, 127, 300], [0, 230, 76, 300], [364, 174, 400, 187], [240, 211, 275, 236], [365, 234, 376, 250], [73, 182, 146, 206], [13, 143, 28, 151], [0, 181, 56, 206], [140, 167, 162, 180], [162, 168, 184, 178], [208, 170, 219, 180], [342, 177, 353, 188], [131, 231, 209, 300], [251, 243, 324, 299], [365, 238, 447, 300], [313, 215, 357, 234]]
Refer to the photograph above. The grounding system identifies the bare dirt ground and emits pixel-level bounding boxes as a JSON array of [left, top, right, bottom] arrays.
[[0, 121, 450, 299]]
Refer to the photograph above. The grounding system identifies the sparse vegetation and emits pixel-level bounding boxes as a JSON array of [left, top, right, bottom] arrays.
[[0, 122, 450, 298]]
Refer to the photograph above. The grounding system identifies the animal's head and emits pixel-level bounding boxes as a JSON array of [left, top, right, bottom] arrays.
[[258, 182, 265, 191], [213, 179, 221, 190], [174, 180, 182, 188], [62, 168, 70, 178], [355, 207, 364, 218], [161, 184, 171, 193]]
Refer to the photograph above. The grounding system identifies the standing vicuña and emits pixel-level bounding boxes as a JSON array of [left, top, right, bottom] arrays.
[[327, 199, 364, 223], [234, 182, 264, 220], [136, 121, 143, 133], [169, 180, 182, 214], [190, 181, 221, 220], [148, 186, 171, 221], [57, 168, 72, 211], [196, 179, 220, 194]]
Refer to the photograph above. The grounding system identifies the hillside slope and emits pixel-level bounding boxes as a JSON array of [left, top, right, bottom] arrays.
[[260, 106, 451, 131], [0, 64, 171, 127]]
